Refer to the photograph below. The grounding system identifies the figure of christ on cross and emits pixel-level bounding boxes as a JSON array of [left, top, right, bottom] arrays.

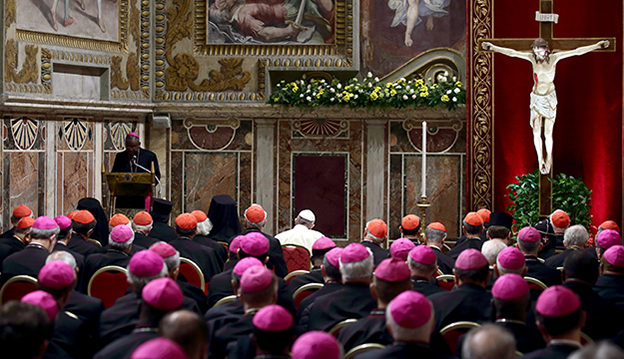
[[482, 38, 609, 175]]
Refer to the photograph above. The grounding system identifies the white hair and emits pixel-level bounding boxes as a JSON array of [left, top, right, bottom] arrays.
[[196, 218, 214, 236], [30, 226, 60, 240], [550, 209, 570, 232], [462, 324, 516, 359], [108, 231, 135, 251], [386, 299, 434, 342], [481, 239, 507, 266], [364, 221, 384, 241], [339, 248, 374, 282], [496, 256, 525, 276], [133, 222, 153, 234], [46, 251, 77, 269], [563, 225, 589, 248]]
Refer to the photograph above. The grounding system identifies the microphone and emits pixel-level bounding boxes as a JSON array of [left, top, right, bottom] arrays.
[[131, 155, 137, 163]]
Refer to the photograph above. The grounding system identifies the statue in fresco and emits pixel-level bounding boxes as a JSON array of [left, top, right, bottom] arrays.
[[482, 38, 610, 174], [388, 0, 451, 47], [208, 0, 334, 44]]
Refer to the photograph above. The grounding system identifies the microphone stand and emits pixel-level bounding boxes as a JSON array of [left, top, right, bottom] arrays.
[[132, 159, 162, 198]]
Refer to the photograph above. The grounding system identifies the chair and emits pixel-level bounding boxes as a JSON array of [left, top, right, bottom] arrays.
[[218, 241, 229, 253], [179, 257, 206, 294], [284, 270, 310, 285], [436, 274, 456, 291], [524, 276, 548, 291], [344, 343, 386, 359], [292, 283, 324, 310], [87, 266, 129, 309], [580, 332, 594, 345], [443, 243, 452, 253], [88, 238, 102, 247], [434, 269, 444, 277], [536, 257, 545, 263], [556, 267, 564, 272], [0, 275, 38, 305], [282, 244, 311, 273], [440, 321, 481, 355], [328, 318, 358, 337], [213, 295, 237, 307]]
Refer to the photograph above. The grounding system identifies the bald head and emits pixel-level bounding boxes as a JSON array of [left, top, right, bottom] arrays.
[[159, 310, 209, 359], [462, 324, 516, 359]]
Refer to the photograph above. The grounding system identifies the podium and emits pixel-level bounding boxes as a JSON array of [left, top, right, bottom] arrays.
[[103, 163, 155, 217]]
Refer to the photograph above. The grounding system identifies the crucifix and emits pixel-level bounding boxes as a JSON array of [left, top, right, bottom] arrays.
[[479, 0, 615, 217]]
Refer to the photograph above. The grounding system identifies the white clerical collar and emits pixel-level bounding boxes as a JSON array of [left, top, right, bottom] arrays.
[[428, 244, 442, 251]]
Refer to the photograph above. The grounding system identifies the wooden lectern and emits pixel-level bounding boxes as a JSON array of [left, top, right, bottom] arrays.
[[103, 162, 155, 217]]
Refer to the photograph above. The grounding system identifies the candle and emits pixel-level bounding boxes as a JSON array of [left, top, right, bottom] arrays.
[[422, 121, 427, 198]]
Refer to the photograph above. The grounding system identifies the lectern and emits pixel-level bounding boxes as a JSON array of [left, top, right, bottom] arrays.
[[103, 162, 155, 217]]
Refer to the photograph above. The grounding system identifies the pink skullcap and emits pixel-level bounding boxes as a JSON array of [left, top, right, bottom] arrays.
[[54, 215, 72, 230], [21, 291, 58, 321], [150, 242, 177, 258], [233, 257, 264, 276], [367, 219, 388, 239], [32, 216, 58, 230], [374, 258, 410, 282], [129, 250, 164, 277], [127, 132, 140, 138], [109, 213, 130, 227], [389, 290, 432, 328], [455, 248, 488, 270], [252, 304, 294, 331], [390, 238, 416, 261], [142, 277, 183, 311], [110, 225, 134, 243], [604, 245, 624, 267], [312, 237, 336, 251], [240, 266, 273, 293], [518, 227, 541, 243], [240, 232, 269, 256], [491, 273, 529, 300], [131, 338, 188, 359], [409, 245, 437, 265], [230, 235, 243, 253], [536, 285, 581, 317], [597, 229, 622, 250], [340, 243, 370, 263], [291, 331, 341, 359], [325, 247, 343, 268], [497, 247, 525, 270], [39, 260, 75, 289]]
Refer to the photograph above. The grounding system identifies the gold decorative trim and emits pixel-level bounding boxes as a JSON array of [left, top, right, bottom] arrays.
[[47, 49, 111, 64], [5, 0, 16, 29], [139, 0, 151, 95], [14, 0, 130, 53], [468, 0, 494, 210]]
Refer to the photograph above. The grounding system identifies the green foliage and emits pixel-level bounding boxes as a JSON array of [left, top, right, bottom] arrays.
[[267, 72, 466, 110], [506, 170, 592, 232]]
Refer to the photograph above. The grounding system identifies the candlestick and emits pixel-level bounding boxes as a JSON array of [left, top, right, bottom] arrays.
[[421, 121, 427, 198]]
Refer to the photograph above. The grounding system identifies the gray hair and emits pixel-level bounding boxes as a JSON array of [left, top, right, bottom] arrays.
[[339, 248, 374, 282], [481, 240, 507, 266], [296, 216, 314, 228], [496, 256, 525, 276], [133, 222, 153, 234], [127, 261, 167, 292], [407, 256, 438, 274], [46, 251, 77, 269], [462, 324, 516, 359], [364, 221, 384, 241], [517, 238, 540, 254], [386, 299, 434, 342], [563, 225, 589, 248], [108, 231, 134, 251], [424, 228, 446, 244], [568, 341, 624, 359], [245, 218, 266, 229], [30, 226, 60, 240], [196, 218, 214, 236]]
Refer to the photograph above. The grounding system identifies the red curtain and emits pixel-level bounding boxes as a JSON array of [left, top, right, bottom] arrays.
[[491, 0, 622, 226]]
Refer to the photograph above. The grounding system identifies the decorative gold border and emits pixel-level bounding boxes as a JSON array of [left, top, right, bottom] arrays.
[[193, 0, 353, 58], [139, 0, 152, 95], [12, 0, 130, 53], [468, 0, 494, 211], [5, 47, 51, 94]]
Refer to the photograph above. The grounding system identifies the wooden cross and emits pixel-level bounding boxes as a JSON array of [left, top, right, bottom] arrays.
[[479, 0, 615, 217]]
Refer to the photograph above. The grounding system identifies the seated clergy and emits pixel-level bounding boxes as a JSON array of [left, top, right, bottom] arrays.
[[288, 236, 337, 294], [408, 245, 445, 296]]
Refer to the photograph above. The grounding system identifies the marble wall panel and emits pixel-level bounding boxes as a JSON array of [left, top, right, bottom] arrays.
[[278, 120, 363, 242], [239, 152, 252, 217], [183, 152, 238, 213], [57, 152, 94, 215], [388, 154, 403, 239], [171, 119, 252, 151], [403, 155, 463, 238], [170, 151, 184, 222], [6, 152, 40, 216]]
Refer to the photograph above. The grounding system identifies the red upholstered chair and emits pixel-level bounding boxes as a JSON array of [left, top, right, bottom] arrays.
[[282, 244, 311, 273], [218, 241, 229, 253], [284, 270, 310, 285], [436, 274, 456, 291], [0, 275, 38, 305], [178, 258, 206, 294], [292, 283, 323, 310], [88, 266, 129, 309], [328, 318, 358, 337], [524, 276, 548, 292], [440, 321, 481, 355]]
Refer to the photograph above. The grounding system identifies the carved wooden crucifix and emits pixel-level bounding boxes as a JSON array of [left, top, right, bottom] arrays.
[[480, 0, 615, 217]]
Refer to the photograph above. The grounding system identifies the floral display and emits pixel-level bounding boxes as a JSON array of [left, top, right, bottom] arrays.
[[268, 72, 466, 110]]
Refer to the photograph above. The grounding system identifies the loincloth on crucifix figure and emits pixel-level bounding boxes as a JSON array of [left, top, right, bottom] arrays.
[[482, 37, 609, 175]]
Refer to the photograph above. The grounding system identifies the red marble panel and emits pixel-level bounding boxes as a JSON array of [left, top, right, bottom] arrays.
[[9, 152, 39, 217], [58, 152, 92, 215]]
